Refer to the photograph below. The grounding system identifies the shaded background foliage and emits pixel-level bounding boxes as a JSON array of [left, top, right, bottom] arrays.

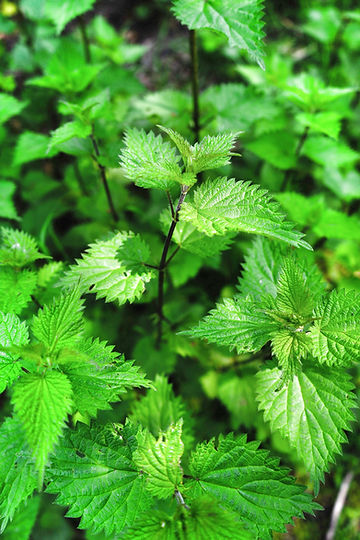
[[0, 0, 360, 538]]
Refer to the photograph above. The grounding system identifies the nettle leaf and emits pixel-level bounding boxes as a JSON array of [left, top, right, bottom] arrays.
[[160, 126, 239, 174], [130, 374, 194, 449], [0, 311, 29, 393], [172, 0, 266, 69], [274, 259, 315, 320], [296, 111, 341, 139], [271, 330, 312, 382], [284, 74, 355, 111], [119, 128, 186, 190], [13, 132, 58, 166], [47, 423, 151, 536], [0, 228, 47, 267], [133, 421, 184, 499], [0, 417, 37, 532], [31, 288, 85, 355], [179, 177, 311, 249], [0, 181, 19, 221], [238, 237, 325, 302], [185, 433, 320, 539], [61, 231, 154, 305], [2, 496, 40, 540], [12, 370, 73, 483], [124, 496, 252, 540], [182, 296, 277, 353], [48, 120, 92, 151], [310, 289, 360, 366], [302, 136, 359, 168], [161, 212, 235, 258], [62, 337, 150, 418], [45, 0, 96, 34], [0, 93, 26, 124], [0, 268, 37, 315], [256, 365, 357, 493]]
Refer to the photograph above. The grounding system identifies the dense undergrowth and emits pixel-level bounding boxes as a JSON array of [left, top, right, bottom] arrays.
[[0, 0, 360, 538]]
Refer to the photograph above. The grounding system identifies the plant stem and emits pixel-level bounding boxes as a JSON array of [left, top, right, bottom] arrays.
[[79, 15, 92, 63], [175, 490, 190, 509], [281, 125, 309, 191], [156, 185, 189, 346], [90, 133, 119, 222], [189, 29, 200, 143]]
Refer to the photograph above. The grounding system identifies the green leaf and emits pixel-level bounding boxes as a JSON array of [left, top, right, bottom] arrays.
[[274, 258, 315, 320], [61, 231, 154, 305], [180, 177, 311, 249], [130, 375, 194, 449], [31, 288, 85, 355], [0, 312, 29, 393], [271, 330, 312, 382], [62, 337, 150, 417], [310, 289, 360, 366], [48, 120, 92, 151], [2, 496, 40, 540], [296, 111, 341, 139], [275, 192, 325, 229], [312, 209, 360, 241], [238, 237, 325, 302], [161, 213, 235, 258], [0, 418, 37, 532], [119, 128, 186, 190], [13, 132, 58, 166], [0, 181, 19, 220], [0, 93, 26, 125], [172, 0, 266, 69], [0, 268, 37, 315], [0, 228, 47, 267], [256, 365, 356, 493], [47, 423, 151, 536], [45, 0, 96, 34], [160, 126, 239, 174], [246, 131, 297, 170], [284, 74, 355, 111], [217, 372, 259, 430], [321, 167, 360, 202], [302, 136, 359, 168], [185, 433, 320, 539], [182, 296, 276, 353], [303, 7, 341, 44], [133, 421, 184, 499], [12, 370, 73, 483]]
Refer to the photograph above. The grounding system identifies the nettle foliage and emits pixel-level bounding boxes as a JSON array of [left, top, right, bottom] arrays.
[[1, 0, 360, 538], [0, 128, 322, 537]]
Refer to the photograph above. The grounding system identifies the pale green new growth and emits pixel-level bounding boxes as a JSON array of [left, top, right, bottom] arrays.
[[185, 433, 320, 540], [160, 126, 239, 173], [47, 423, 151, 536], [256, 366, 356, 494], [0, 311, 29, 392], [12, 371, 73, 484], [310, 289, 360, 366], [61, 231, 154, 305], [275, 259, 314, 319], [133, 421, 184, 499], [0, 228, 47, 267], [31, 288, 85, 355], [172, 0, 266, 69], [180, 177, 311, 249], [119, 128, 185, 190], [0, 418, 37, 532], [183, 296, 276, 353]]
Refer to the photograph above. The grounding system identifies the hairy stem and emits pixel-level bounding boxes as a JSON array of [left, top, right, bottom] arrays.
[[281, 125, 309, 191], [79, 15, 92, 63], [157, 185, 189, 346], [189, 29, 200, 143], [90, 133, 119, 222]]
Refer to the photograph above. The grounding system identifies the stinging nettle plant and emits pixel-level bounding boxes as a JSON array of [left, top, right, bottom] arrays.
[[1, 0, 359, 539]]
